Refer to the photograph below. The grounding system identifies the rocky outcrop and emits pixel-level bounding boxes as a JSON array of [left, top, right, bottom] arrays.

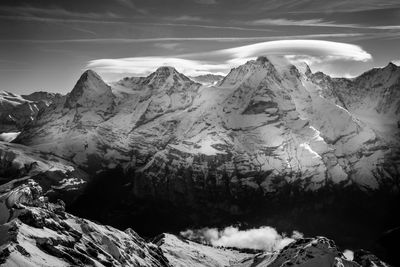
[[353, 250, 391, 267], [0, 180, 170, 266], [0, 141, 88, 204], [237, 236, 391, 267]]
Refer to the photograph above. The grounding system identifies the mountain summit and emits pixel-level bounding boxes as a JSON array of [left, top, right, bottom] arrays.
[[65, 69, 115, 110]]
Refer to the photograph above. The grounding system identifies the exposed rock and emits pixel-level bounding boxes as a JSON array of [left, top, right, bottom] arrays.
[[0, 141, 88, 204], [353, 249, 392, 267], [0, 180, 170, 267]]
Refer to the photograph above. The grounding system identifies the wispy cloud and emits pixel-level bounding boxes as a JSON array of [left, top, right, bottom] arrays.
[[193, 0, 218, 5], [87, 39, 372, 77], [0, 5, 121, 19], [250, 18, 361, 28], [114, 0, 147, 14], [266, 0, 400, 14], [373, 25, 400, 29], [180, 226, 303, 251], [0, 33, 365, 44], [171, 15, 207, 22], [250, 18, 400, 30], [0, 14, 273, 33], [153, 42, 181, 50], [142, 22, 274, 32]]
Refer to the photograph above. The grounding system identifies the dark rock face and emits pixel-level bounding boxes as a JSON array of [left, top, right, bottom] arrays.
[[64, 70, 115, 110], [353, 250, 392, 267]]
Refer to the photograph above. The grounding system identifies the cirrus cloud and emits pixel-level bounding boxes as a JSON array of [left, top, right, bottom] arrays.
[[87, 39, 372, 79]]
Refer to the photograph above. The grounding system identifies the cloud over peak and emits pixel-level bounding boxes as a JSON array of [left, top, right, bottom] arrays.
[[87, 39, 372, 79]]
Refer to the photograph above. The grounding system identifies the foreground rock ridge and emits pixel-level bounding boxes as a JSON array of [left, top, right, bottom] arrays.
[[0, 180, 390, 266]]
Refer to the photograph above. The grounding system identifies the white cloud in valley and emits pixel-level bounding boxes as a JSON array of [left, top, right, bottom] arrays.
[[343, 249, 354, 260], [180, 226, 304, 251]]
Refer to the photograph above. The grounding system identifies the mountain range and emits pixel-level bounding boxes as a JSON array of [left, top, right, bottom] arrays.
[[0, 56, 399, 266]]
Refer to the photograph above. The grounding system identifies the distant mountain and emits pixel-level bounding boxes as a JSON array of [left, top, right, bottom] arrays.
[[0, 90, 62, 138], [2, 57, 399, 263], [190, 74, 224, 86]]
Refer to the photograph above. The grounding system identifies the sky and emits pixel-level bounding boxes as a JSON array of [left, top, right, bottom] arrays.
[[1, 0, 400, 94]]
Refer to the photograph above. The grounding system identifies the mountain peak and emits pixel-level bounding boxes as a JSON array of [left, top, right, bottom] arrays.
[[155, 66, 177, 74], [141, 66, 196, 90], [65, 69, 114, 109], [385, 61, 398, 70], [256, 56, 270, 64], [218, 56, 286, 87], [80, 69, 103, 82]]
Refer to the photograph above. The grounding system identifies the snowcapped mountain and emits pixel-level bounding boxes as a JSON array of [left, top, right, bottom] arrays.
[[309, 62, 400, 144], [15, 56, 398, 191], [2, 56, 399, 265], [0, 91, 62, 139], [0, 179, 390, 267]]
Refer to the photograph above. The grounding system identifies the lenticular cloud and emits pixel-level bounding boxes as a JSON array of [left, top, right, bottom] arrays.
[[87, 39, 372, 77], [213, 39, 372, 62]]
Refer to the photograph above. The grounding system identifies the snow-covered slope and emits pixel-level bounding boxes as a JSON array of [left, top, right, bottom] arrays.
[[309, 62, 400, 143], [154, 233, 253, 267], [0, 91, 61, 137], [190, 74, 225, 86], [0, 141, 88, 204], [0, 180, 170, 266]]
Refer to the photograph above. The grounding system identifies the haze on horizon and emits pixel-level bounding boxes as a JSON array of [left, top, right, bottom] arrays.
[[0, 0, 400, 94]]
